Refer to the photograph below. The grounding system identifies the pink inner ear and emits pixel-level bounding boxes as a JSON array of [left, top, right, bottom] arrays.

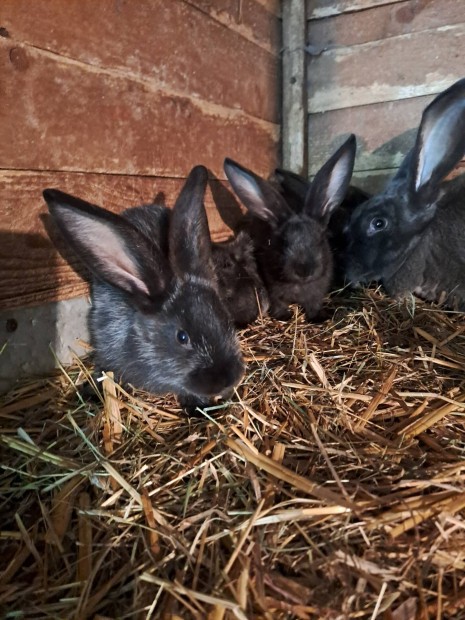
[[60, 210, 151, 296], [322, 158, 350, 216]]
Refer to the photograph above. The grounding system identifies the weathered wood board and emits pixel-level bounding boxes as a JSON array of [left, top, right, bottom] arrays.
[[0, 39, 278, 179], [308, 0, 465, 48], [308, 24, 465, 113], [184, 0, 281, 52], [306, 0, 465, 184], [1, 0, 279, 123], [0, 1, 281, 309], [308, 94, 434, 175], [0, 171, 246, 310], [307, 0, 405, 19]]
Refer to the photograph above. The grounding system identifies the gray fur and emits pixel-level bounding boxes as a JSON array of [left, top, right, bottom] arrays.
[[224, 135, 356, 321], [212, 230, 269, 326], [43, 166, 244, 414], [345, 78, 465, 309]]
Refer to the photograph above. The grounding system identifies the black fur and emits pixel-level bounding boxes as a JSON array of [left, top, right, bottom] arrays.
[[274, 169, 370, 284], [345, 78, 465, 309], [212, 231, 269, 326], [43, 166, 244, 414], [224, 135, 356, 320]]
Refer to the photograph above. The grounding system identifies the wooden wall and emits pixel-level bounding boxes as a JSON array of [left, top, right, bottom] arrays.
[[0, 0, 281, 310], [306, 0, 465, 190]]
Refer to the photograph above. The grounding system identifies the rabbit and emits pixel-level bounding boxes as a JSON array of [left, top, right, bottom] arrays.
[[344, 77, 465, 310], [43, 165, 245, 414], [212, 230, 269, 327], [274, 167, 371, 286], [224, 134, 357, 321]]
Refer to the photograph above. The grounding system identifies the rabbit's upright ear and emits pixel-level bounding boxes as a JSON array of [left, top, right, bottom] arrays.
[[224, 158, 293, 224], [43, 189, 171, 303], [169, 166, 215, 280], [411, 78, 465, 202], [303, 134, 356, 226]]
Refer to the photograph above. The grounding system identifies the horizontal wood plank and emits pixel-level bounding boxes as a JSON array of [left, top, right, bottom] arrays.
[[307, 0, 404, 19], [0, 171, 246, 309], [182, 0, 280, 53], [0, 39, 278, 178], [308, 95, 435, 174], [307, 0, 464, 48], [307, 23, 465, 112], [308, 94, 465, 176], [1, 0, 279, 123]]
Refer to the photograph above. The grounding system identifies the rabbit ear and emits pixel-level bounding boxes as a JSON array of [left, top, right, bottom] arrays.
[[169, 166, 215, 280], [43, 189, 171, 303], [224, 158, 293, 224], [304, 134, 356, 226], [411, 78, 465, 201]]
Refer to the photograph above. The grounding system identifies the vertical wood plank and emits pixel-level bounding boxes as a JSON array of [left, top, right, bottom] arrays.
[[282, 0, 306, 173]]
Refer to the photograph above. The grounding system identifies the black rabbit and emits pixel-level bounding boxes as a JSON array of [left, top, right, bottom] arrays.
[[224, 135, 356, 320], [43, 166, 245, 414], [274, 166, 371, 286], [344, 77, 465, 310], [212, 231, 269, 327]]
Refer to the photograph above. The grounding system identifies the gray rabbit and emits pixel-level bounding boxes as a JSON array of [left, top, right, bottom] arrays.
[[212, 231, 269, 327], [224, 135, 356, 320], [344, 77, 465, 310], [274, 165, 370, 286], [43, 166, 244, 414]]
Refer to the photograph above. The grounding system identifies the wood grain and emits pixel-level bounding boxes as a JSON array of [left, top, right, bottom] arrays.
[[183, 0, 281, 52], [307, 0, 404, 19], [0, 38, 278, 178], [308, 94, 434, 174], [308, 93, 465, 176], [282, 0, 306, 173], [308, 0, 465, 48], [307, 24, 465, 112], [0, 0, 279, 122], [0, 171, 247, 309]]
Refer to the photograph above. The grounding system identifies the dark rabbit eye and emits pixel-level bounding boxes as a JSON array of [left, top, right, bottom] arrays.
[[176, 329, 190, 345], [369, 217, 388, 233]]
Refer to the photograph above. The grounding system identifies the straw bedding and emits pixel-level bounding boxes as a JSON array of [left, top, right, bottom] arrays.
[[1, 288, 465, 619]]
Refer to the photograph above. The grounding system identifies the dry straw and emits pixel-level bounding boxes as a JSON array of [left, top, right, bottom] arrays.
[[1, 289, 465, 619]]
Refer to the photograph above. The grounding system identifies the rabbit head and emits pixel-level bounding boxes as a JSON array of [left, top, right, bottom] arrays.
[[345, 77, 465, 307], [274, 167, 371, 285], [43, 166, 245, 413], [224, 135, 356, 319]]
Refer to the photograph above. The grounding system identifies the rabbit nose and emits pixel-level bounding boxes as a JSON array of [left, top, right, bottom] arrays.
[[294, 262, 313, 278]]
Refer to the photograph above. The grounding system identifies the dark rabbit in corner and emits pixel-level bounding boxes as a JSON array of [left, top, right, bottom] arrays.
[[212, 230, 269, 327], [344, 77, 465, 310], [43, 166, 244, 414], [224, 135, 356, 321], [274, 165, 371, 284]]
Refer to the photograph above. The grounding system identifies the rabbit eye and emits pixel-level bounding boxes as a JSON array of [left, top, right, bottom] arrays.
[[176, 330, 190, 345], [369, 217, 388, 233]]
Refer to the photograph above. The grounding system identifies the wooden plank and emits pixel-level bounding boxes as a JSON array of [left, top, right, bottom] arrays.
[[307, 95, 434, 174], [182, 0, 281, 53], [0, 171, 246, 309], [307, 24, 465, 112], [282, 0, 307, 173], [0, 0, 279, 123], [307, 0, 404, 19], [254, 0, 281, 15], [307, 0, 465, 48], [352, 162, 465, 198], [0, 38, 278, 178], [308, 95, 465, 175]]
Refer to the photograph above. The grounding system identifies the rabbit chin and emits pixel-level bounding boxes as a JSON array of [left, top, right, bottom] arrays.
[[185, 359, 245, 399]]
